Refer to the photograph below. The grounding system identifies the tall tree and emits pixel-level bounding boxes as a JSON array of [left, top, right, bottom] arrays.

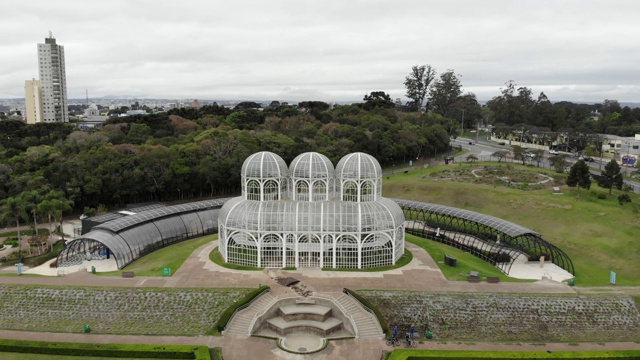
[[37, 199, 55, 249], [20, 190, 42, 240], [429, 70, 462, 116], [566, 160, 592, 191], [511, 145, 527, 165], [362, 91, 395, 110], [50, 198, 74, 244], [599, 160, 623, 194], [404, 65, 436, 111], [548, 154, 569, 173]]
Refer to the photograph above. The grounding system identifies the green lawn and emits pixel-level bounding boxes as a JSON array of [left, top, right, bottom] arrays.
[[209, 246, 264, 271], [384, 162, 640, 286], [406, 234, 533, 282], [98, 235, 215, 276]]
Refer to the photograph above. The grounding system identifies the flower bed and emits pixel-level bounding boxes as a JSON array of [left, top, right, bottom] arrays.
[[0, 285, 252, 336], [360, 291, 640, 342]]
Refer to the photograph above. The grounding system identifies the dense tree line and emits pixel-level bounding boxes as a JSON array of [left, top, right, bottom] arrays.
[[486, 81, 640, 137], [0, 99, 453, 220]]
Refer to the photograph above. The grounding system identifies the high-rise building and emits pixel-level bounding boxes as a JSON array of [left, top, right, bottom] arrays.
[[24, 79, 43, 124], [37, 34, 68, 122]]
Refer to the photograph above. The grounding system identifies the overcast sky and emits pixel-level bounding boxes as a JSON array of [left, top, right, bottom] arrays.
[[2, 0, 639, 103]]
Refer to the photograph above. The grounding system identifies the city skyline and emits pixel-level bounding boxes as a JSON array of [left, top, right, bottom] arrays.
[[1, 0, 639, 103]]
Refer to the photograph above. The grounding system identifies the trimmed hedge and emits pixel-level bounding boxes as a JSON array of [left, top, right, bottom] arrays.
[[344, 288, 389, 337], [212, 285, 270, 333], [388, 350, 640, 360], [0, 339, 211, 359], [211, 347, 223, 360]]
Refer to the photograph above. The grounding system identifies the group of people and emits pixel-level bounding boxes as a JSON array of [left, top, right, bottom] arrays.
[[392, 324, 415, 343]]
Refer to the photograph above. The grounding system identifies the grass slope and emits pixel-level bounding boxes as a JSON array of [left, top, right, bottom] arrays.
[[99, 235, 215, 276], [384, 163, 640, 286], [406, 234, 533, 282]]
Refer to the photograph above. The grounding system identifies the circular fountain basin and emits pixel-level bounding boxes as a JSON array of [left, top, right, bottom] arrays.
[[280, 332, 325, 354]]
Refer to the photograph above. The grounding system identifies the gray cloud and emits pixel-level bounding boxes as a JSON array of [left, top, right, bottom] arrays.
[[1, 0, 639, 102]]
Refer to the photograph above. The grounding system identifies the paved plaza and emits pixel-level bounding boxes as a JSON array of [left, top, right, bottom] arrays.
[[1, 237, 639, 359]]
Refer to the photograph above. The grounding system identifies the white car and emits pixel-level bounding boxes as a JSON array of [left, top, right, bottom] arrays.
[[549, 149, 559, 155]]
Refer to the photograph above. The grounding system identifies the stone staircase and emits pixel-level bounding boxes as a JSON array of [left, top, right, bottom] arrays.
[[335, 294, 384, 339], [223, 292, 277, 337]]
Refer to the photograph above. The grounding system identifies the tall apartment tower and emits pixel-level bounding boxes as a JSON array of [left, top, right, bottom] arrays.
[[24, 79, 44, 124], [37, 34, 68, 122]]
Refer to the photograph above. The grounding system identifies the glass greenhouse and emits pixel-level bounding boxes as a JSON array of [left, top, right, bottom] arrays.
[[57, 199, 226, 269], [218, 151, 406, 268], [55, 151, 573, 276]]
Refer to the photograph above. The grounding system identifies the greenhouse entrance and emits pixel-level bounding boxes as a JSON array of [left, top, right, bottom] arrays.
[[298, 236, 321, 268], [299, 251, 321, 268]]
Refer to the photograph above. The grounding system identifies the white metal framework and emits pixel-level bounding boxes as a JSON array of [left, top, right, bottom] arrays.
[[219, 151, 405, 269]]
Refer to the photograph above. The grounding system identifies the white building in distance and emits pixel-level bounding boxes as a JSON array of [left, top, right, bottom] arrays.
[[24, 79, 43, 124]]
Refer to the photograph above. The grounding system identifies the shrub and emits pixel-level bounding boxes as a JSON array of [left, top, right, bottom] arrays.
[[618, 194, 632, 206], [597, 193, 607, 200]]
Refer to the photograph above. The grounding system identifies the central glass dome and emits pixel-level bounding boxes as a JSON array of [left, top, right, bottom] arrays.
[[219, 151, 405, 269]]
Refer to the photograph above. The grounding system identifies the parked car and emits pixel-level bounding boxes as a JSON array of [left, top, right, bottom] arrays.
[[468, 141, 475, 145], [498, 141, 506, 145], [549, 149, 559, 155], [579, 156, 595, 162]]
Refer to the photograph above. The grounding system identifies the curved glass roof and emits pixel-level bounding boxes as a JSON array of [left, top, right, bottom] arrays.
[[58, 199, 228, 269], [95, 199, 228, 233], [392, 198, 537, 237], [335, 152, 382, 180], [289, 152, 334, 180], [220, 198, 405, 232], [241, 151, 288, 179]]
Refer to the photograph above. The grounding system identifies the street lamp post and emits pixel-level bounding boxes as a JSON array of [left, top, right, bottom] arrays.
[[625, 142, 631, 176], [460, 109, 466, 137]]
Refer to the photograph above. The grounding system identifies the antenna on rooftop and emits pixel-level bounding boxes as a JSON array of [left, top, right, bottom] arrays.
[[48, 30, 53, 38]]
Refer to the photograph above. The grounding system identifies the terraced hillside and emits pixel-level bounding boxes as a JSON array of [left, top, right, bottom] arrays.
[[361, 291, 640, 342], [0, 285, 251, 335]]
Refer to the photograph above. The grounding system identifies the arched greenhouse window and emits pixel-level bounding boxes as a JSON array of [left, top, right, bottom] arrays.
[[247, 180, 260, 201], [296, 181, 309, 202], [264, 180, 279, 201], [342, 181, 358, 202], [361, 234, 393, 268], [361, 181, 374, 202], [260, 234, 283, 267], [312, 180, 327, 202], [227, 232, 258, 267], [336, 235, 358, 268]]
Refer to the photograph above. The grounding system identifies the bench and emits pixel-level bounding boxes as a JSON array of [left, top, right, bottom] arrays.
[[121, 271, 135, 278], [467, 275, 480, 283], [487, 277, 500, 283]]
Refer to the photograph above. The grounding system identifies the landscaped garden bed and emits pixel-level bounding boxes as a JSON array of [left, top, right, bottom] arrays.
[[360, 291, 640, 342], [0, 284, 252, 335]]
